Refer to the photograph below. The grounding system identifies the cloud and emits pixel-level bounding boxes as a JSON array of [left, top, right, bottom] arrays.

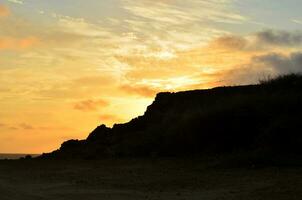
[[0, 123, 34, 130], [74, 99, 109, 111], [209, 35, 249, 50], [99, 114, 122, 123], [7, 0, 23, 4], [38, 126, 72, 131], [119, 0, 236, 56], [292, 19, 302, 25], [252, 52, 302, 74], [72, 75, 117, 87], [212, 51, 302, 86], [33, 74, 120, 101], [1, 0, 302, 154], [19, 123, 34, 130], [54, 15, 110, 37], [0, 5, 10, 17], [255, 30, 302, 47], [208, 30, 302, 52], [0, 36, 39, 50], [123, 0, 246, 25], [0, 123, 6, 127], [8, 126, 19, 130], [120, 84, 158, 98]]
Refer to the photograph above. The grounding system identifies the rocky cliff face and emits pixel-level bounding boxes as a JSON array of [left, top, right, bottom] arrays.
[[41, 74, 302, 159]]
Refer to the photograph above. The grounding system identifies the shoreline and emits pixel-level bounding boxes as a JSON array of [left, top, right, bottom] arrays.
[[0, 154, 40, 160]]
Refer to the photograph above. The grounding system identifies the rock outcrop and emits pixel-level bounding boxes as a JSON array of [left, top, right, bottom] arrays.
[[41, 74, 302, 159]]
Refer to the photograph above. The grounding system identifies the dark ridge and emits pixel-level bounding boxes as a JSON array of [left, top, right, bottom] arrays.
[[40, 74, 302, 162]]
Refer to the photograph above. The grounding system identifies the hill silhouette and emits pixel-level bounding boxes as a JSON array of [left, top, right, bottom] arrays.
[[41, 74, 302, 161]]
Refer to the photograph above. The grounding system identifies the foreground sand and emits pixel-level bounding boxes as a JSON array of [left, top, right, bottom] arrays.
[[0, 158, 301, 200]]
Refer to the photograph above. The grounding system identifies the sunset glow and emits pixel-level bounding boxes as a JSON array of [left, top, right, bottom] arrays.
[[1, 0, 302, 153]]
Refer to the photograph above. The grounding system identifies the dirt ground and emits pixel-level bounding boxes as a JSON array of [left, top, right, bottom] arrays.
[[0, 158, 301, 200]]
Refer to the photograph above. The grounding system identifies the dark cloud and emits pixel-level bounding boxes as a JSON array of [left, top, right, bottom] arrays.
[[210, 29, 302, 51], [211, 35, 248, 50], [256, 30, 302, 46], [74, 99, 109, 111], [209, 52, 302, 87], [253, 52, 302, 74]]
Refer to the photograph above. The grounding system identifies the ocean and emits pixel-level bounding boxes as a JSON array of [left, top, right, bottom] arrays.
[[0, 154, 39, 160]]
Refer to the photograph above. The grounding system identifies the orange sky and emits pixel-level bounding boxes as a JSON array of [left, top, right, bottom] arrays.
[[1, 0, 302, 153]]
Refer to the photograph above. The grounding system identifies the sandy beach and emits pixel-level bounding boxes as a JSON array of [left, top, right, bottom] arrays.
[[0, 158, 301, 200]]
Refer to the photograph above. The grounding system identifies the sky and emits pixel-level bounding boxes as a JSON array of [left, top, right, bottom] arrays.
[[1, 0, 302, 153]]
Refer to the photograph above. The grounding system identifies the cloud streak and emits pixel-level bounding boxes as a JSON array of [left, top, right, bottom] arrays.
[[123, 0, 246, 25], [7, 0, 23, 4], [74, 99, 110, 112], [120, 84, 158, 98]]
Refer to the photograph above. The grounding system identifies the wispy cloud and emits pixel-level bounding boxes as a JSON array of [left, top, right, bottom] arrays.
[[123, 0, 246, 25], [292, 19, 302, 25], [119, 0, 241, 54], [19, 123, 34, 130], [54, 14, 111, 37], [74, 99, 109, 112], [7, 0, 23, 4], [120, 84, 158, 98]]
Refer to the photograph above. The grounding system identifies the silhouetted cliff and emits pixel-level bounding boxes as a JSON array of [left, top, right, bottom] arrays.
[[41, 74, 302, 160]]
